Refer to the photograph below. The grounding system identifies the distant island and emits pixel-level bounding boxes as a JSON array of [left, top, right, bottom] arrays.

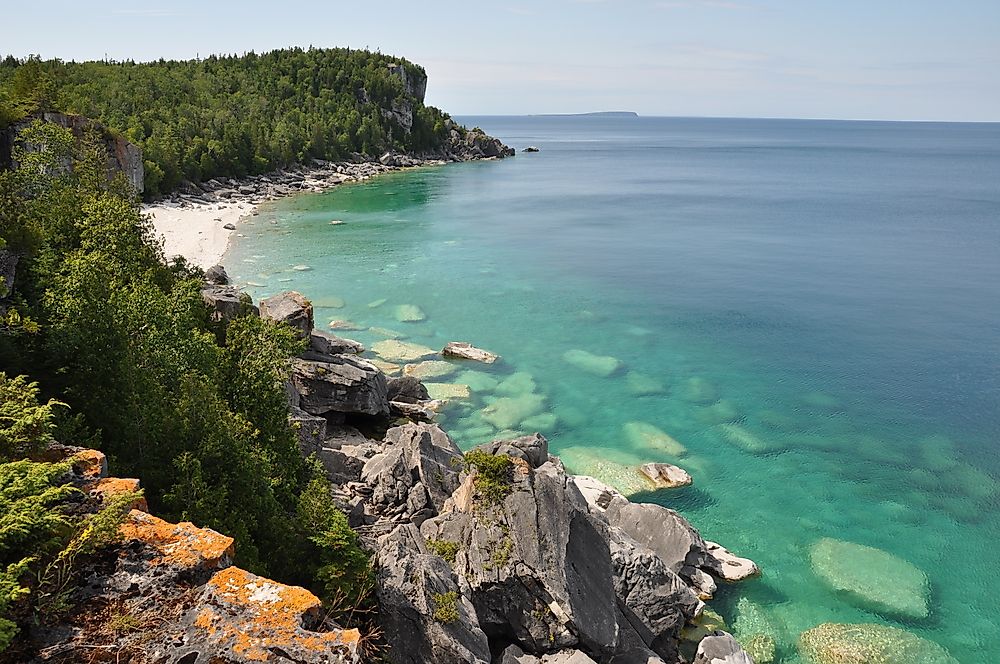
[[533, 111, 639, 118]]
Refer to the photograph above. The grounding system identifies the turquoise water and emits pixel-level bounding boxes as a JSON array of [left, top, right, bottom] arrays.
[[226, 117, 1000, 662]]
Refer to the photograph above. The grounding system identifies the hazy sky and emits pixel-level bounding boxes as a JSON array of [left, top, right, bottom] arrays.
[[7, 1, 999, 121]]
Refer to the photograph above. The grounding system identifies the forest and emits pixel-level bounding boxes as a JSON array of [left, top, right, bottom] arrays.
[[0, 48, 454, 196], [0, 120, 371, 653]]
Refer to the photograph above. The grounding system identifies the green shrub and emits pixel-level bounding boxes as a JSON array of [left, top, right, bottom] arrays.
[[425, 538, 460, 564], [432, 591, 460, 624], [0, 374, 65, 461], [463, 450, 514, 506]]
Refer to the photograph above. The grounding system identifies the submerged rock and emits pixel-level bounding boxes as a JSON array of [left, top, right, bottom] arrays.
[[457, 370, 501, 393], [395, 303, 427, 322], [563, 349, 623, 377], [481, 393, 546, 430], [372, 339, 438, 362], [425, 382, 472, 402], [679, 377, 718, 405], [809, 537, 930, 619], [799, 623, 957, 664], [625, 372, 666, 396], [496, 371, 538, 396], [442, 341, 501, 364], [717, 423, 778, 455], [404, 360, 460, 380], [623, 422, 688, 457]]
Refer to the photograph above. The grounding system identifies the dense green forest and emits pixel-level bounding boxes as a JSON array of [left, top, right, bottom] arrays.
[[0, 48, 454, 196], [0, 122, 371, 652]]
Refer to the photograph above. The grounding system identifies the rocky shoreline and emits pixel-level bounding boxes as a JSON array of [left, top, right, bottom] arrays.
[[21, 274, 964, 664], [196, 283, 762, 664]]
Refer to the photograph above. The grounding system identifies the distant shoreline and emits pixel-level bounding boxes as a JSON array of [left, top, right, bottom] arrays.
[[145, 156, 451, 270]]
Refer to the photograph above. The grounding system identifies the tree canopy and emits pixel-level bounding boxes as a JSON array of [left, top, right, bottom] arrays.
[[0, 48, 453, 196]]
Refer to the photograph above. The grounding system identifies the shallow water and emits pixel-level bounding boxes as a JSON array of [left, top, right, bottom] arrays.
[[227, 116, 1000, 662]]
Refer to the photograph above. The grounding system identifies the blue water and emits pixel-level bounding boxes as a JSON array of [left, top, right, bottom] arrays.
[[227, 117, 1000, 662]]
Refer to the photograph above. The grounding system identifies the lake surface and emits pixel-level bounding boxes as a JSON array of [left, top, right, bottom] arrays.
[[226, 116, 1000, 662]]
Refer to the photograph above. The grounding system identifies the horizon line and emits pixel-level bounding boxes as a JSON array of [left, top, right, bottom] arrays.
[[450, 113, 1000, 125]]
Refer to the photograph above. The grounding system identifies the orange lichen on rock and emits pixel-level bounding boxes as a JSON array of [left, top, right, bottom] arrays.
[[187, 567, 361, 662], [91, 477, 148, 511], [119, 509, 234, 570], [72, 448, 108, 479]]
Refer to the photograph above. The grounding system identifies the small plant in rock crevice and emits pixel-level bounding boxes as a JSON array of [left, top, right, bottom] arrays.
[[431, 591, 460, 624], [462, 450, 514, 507]]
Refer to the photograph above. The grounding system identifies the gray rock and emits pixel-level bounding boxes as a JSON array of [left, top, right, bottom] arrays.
[[638, 463, 693, 489], [290, 406, 327, 456], [608, 527, 701, 661], [361, 423, 464, 524], [291, 356, 389, 417], [609, 648, 668, 664], [420, 459, 619, 657], [472, 433, 549, 469], [260, 290, 314, 338], [390, 400, 436, 422], [374, 524, 490, 664], [204, 264, 230, 285], [222, 222, 236, 230], [200, 285, 250, 322], [387, 375, 431, 404], [309, 329, 365, 355], [604, 497, 721, 583], [693, 632, 755, 664]]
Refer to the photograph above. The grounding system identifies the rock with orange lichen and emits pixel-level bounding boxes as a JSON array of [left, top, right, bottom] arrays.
[[90, 477, 149, 511], [119, 509, 235, 572], [151, 566, 362, 663]]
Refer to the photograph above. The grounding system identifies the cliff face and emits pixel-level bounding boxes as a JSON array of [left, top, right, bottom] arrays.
[[380, 63, 430, 134], [0, 112, 144, 193]]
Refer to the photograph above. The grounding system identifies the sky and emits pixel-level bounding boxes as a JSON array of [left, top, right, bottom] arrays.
[[5, 0, 999, 121]]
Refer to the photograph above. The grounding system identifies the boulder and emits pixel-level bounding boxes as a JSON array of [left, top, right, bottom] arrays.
[[603, 497, 721, 582], [290, 405, 328, 455], [204, 264, 230, 285], [809, 538, 929, 619], [260, 290, 314, 338], [420, 459, 620, 657], [625, 372, 666, 396], [156, 567, 361, 663], [374, 524, 491, 664], [291, 356, 390, 417], [693, 632, 755, 664], [639, 463, 693, 489], [442, 341, 501, 364], [387, 376, 432, 404], [309, 329, 365, 355], [799, 623, 957, 664], [608, 527, 702, 661], [523, 146, 541, 153], [679, 377, 718, 404], [705, 541, 759, 582], [361, 423, 464, 523], [201, 284, 250, 322], [472, 433, 550, 469]]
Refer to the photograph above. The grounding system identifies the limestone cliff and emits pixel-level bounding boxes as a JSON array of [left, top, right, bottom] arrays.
[[0, 112, 144, 193]]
